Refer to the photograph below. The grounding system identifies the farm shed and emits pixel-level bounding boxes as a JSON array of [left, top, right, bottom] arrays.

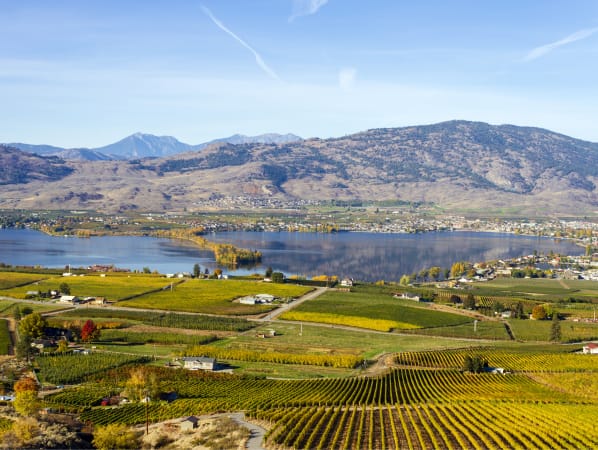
[[180, 416, 199, 431], [582, 343, 598, 354], [181, 356, 216, 371]]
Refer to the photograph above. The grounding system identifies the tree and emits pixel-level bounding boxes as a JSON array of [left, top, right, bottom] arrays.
[[429, 266, 441, 281], [550, 311, 562, 342], [13, 377, 39, 417], [463, 294, 476, 310], [265, 266, 273, 278], [56, 339, 69, 353], [462, 355, 488, 373], [193, 263, 201, 278], [13, 306, 21, 321], [59, 282, 70, 295], [271, 272, 285, 283], [80, 320, 100, 343], [449, 294, 462, 305], [16, 334, 33, 360], [511, 302, 525, 319], [18, 312, 47, 339], [399, 274, 410, 286], [450, 262, 466, 278], [93, 423, 140, 450], [123, 367, 159, 402], [531, 304, 547, 320], [142, 267, 151, 274]]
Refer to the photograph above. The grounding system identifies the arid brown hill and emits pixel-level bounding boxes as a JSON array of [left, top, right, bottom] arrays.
[[1, 121, 597, 215]]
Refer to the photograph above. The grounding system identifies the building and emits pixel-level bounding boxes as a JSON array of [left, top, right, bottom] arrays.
[[59, 295, 80, 304], [180, 416, 199, 431], [181, 356, 216, 371], [582, 343, 598, 354]]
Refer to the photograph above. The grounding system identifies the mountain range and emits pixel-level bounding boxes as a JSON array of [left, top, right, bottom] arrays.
[[1, 121, 597, 215], [6, 132, 303, 161]]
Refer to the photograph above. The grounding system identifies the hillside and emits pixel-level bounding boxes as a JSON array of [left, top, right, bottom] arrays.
[[1, 121, 597, 215], [0, 145, 73, 185]]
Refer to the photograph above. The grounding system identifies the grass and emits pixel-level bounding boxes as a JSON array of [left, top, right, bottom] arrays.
[[0, 271, 51, 289], [469, 278, 598, 302], [219, 322, 486, 360], [402, 320, 511, 340], [118, 279, 312, 315], [1, 273, 171, 301], [0, 300, 72, 317], [280, 285, 472, 331], [508, 318, 598, 342], [0, 320, 9, 355]]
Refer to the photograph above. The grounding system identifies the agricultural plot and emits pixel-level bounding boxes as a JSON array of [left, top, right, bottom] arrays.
[[402, 320, 510, 340], [0, 320, 10, 355], [396, 348, 598, 372], [1, 274, 170, 301], [57, 307, 255, 332], [0, 271, 50, 289], [280, 287, 471, 332], [118, 279, 312, 315], [508, 318, 598, 342], [36, 352, 149, 384], [469, 277, 598, 302]]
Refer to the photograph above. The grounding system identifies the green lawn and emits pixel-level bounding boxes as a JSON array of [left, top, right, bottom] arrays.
[[508, 318, 598, 342], [118, 279, 312, 315], [402, 320, 511, 340]]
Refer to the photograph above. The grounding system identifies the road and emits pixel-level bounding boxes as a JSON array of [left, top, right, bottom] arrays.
[[257, 286, 327, 321], [229, 412, 267, 450]]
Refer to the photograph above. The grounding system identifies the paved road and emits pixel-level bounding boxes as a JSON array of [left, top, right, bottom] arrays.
[[229, 412, 267, 450], [257, 286, 327, 321]]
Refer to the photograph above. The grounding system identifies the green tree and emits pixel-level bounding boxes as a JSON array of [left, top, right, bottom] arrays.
[[56, 340, 69, 353], [511, 301, 525, 319], [16, 334, 33, 360], [13, 306, 21, 321], [463, 294, 476, 310], [531, 304, 547, 320], [428, 266, 441, 281], [449, 294, 462, 305], [18, 312, 47, 339], [265, 266, 273, 278], [59, 282, 70, 295], [271, 272, 285, 283], [462, 355, 488, 373], [550, 311, 562, 342], [193, 263, 201, 278], [142, 267, 151, 274], [123, 367, 159, 402], [399, 274, 410, 286], [93, 423, 140, 450]]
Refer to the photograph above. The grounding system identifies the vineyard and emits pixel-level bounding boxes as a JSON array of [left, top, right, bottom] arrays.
[[36, 352, 149, 384], [0, 320, 10, 355], [280, 287, 472, 331], [58, 307, 256, 332], [118, 278, 312, 315]]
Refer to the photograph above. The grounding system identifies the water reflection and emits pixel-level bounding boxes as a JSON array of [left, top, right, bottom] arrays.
[[0, 229, 582, 282]]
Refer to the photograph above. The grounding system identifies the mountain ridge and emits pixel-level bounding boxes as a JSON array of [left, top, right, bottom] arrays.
[[1, 120, 597, 215]]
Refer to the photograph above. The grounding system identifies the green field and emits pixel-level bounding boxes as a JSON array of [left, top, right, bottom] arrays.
[[118, 279, 312, 315], [0, 271, 50, 289], [280, 285, 472, 331], [468, 277, 598, 302], [1, 273, 171, 301], [508, 318, 598, 342]]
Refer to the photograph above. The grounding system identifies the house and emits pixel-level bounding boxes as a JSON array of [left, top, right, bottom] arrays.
[[582, 342, 598, 354], [396, 292, 420, 302], [180, 416, 199, 432], [239, 296, 257, 305], [92, 297, 107, 305], [181, 356, 216, 371], [59, 295, 80, 304], [340, 278, 354, 287], [256, 293, 275, 303]]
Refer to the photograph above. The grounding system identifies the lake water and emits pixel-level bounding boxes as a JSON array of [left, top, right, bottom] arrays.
[[0, 228, 582, 282]]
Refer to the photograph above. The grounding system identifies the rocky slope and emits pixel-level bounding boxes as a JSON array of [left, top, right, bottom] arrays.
[[1, 121, 596, 215]]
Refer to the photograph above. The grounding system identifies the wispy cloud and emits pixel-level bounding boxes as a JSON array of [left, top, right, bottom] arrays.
[[200, 5, 279, 80], [524, 27, 598, 61], [289, 0, 328, 22]]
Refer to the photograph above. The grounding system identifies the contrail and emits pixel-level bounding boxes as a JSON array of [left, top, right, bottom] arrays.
[[201, 5, 280, 80], [524, 27, 598, 61]]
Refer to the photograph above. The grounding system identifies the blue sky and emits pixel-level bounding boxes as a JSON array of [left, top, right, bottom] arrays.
[[2, 0, 598, 147]]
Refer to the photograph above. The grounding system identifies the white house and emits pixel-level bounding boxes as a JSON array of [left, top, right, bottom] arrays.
[[181, 356, 216, 371], [59, 295, 80, 304], [582, 343, 598, 354]]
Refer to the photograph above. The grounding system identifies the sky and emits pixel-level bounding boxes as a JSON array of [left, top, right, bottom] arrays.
[[2, 0, 598, 147]]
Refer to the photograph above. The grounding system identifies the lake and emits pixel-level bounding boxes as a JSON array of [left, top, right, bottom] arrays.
[[0, 228, 582, 282]]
